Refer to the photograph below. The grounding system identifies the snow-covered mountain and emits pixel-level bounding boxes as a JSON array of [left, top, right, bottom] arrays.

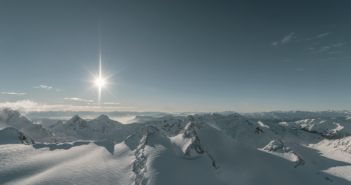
[[0, 109, 56, 143], [48, 114, 135, 142], [242, 110, 351, 120], [1, 108, 351, 185], [0, 127, 34, 145]]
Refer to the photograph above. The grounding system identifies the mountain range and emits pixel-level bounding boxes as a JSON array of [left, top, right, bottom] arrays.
[[1, 108, 351, 185]]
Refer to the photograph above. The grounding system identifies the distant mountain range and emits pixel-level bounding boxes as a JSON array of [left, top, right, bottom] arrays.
[[1, 108, 351, 185]]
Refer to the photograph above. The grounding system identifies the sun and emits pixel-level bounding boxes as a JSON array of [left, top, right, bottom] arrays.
[[95, 77, 105, 88]]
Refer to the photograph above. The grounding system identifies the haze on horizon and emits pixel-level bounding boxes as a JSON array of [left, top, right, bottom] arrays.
[[1, 0, 350, 113]]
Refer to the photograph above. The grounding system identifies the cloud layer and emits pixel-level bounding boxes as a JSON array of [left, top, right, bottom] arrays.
[[35, 85, 52, 90], [1, 92, 26, 96], [64, 98, 94, 102], [0, 100, 132, 112]]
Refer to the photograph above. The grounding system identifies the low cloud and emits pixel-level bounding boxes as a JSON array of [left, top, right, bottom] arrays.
[[64, 98, 94, 102], [103, 102, 120, 105], [272, 32, 295, 46], [2, 92, 26, 96], [316, 33, 331, 38], [35, 85, 52, 90], [0, 100, 133, 112], [55, 89, 65, 92]]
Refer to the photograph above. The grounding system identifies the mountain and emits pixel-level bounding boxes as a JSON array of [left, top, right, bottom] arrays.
[[0, 127, 34, 145], [1, 109, 351, 184], [0, 109, 56, 143], [48, 114, 135, 142], [242, 110, 351, 120]]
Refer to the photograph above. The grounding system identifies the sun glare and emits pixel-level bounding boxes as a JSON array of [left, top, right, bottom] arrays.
[[95, 78, 105, 87]]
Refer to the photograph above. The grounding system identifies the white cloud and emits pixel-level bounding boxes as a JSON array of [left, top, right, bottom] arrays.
[[271, 42, 279, 46], [320, 43, 345, 52], [271, 32, 295, 46], [320, 46, 331, 52], [64, 97, 94, 102], [35, 85, 52, 90], [316, 33, 331, 38], [55, 89, 65, 92], [103, 102, 120, 105], [2, 92, 26, 96], [331, 43, 344, 47], [328, 51, 343, 54], [281, 33, 295, 44], [0, 100, 132, 112]]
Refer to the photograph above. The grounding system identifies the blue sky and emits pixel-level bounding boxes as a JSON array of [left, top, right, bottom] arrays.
[[0, 0, 350, 113]]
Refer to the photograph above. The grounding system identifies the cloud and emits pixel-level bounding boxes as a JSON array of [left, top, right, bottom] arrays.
[[320, 46, 331, 52], [331, 43, 345, 47], [0, 100, 133, 112], [328, 51, 343, 54], [35, 85, 52, 90], [64, 98, 94, 102], [271, 32, 295, 46], [316, 33, 331, 38], [103, 102, 120, 105], [55, 89, 65, 92], [2, 92, 26, 96], [320, 43, 345, 52]]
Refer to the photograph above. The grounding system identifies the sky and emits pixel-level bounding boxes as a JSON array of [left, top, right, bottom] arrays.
[[0, 0, 351, 113]]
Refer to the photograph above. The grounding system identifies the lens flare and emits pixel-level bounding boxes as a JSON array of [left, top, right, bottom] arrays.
[[95, 78, 105, 88]]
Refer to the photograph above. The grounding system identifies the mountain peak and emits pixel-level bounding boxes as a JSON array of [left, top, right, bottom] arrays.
[[96, 114, 110, 121]]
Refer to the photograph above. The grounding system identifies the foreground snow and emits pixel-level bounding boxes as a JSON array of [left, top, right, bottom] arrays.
[[1, 109, 351, 185]]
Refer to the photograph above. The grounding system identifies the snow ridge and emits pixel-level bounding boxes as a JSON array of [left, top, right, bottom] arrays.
[[126, 126, 160, 185], [181, 122, 220, 170], [263, 140, 305, 168]]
